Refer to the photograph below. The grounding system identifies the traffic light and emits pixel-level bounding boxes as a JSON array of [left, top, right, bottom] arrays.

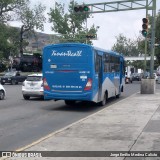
[[142, 18, 148, 37], [86, 34, 96, 39], [74, 5, 90, 12]]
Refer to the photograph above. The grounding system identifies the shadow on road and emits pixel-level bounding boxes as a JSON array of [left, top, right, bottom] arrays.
[[40, 97, 120, 112]]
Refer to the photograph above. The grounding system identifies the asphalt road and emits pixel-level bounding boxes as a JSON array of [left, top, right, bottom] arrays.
[[0, 81, 147, 151]]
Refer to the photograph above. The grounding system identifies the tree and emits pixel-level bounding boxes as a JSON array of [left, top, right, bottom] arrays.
[[8, 26, 23, 55], [155, 10, 160, 65], [48, 1, 98, 44], [0, 0, 28, 22], [17, 2, 46, 55], [0, 23, 9, 59], [112, 34, 140, 56], [0, 23, 22, 65], [111, 34, 149, 70]]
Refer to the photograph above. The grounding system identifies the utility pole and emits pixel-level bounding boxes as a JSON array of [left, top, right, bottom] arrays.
[[143, 0, 148, 78], [150, 0, 156, 79], [86, 14, 88, 44], [20, 25, 24, 56]]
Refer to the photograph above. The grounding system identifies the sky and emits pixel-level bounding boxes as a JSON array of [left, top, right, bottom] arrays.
[[9, 0, 160, 50]]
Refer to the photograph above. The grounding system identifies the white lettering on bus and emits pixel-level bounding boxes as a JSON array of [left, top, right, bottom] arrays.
[[51, 50, 82, 57]]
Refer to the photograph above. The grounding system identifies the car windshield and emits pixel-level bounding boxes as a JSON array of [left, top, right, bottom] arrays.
[[5, 72, 16, 76], [26, 76, 42, 81]]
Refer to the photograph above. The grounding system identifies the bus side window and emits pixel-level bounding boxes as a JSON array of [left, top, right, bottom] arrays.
[[110, 56, 115, 72], [114, 57, 120, 72], [104, 53, 110, 73], [95, 51, 99, 73], [110, 56, 120, 72], [123, 61, 126, 76], [111, 65, 115, 72]]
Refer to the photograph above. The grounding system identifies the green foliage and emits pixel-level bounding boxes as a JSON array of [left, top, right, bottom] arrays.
[[112, 34, 140, 57], [7, 27, 21, 54], [0, 0, 46, 59], [18, 2, 46, 32], [0, 24, 20, 59], [112, 34, 149, 69], [17, 2, 46, 55], [0, 24, 10, 59], [0, 0, 29, 22], [48, 1, 98, 44]]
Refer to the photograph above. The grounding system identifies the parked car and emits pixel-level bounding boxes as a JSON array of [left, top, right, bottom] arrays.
[[142, 72, 150, 79], [22, 73, 43, 100], [143, 72, 158, 80], [131, 73, 142, 81], [0, 71, 27, 85], [0, 83, 6, 100], [153, 73, 158, 81]]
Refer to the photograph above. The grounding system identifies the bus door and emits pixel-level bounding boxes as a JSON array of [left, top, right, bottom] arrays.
[[120, 58, 125, 86], [120, 60, 123, 85], [96, 54, 103, 101]]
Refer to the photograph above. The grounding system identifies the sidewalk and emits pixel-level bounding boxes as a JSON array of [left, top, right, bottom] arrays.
[[7, 90, 160, 160]]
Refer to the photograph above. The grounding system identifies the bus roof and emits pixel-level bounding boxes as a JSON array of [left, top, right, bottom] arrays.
[[43, 43, 124, 57], [93, 46, 123, 57]]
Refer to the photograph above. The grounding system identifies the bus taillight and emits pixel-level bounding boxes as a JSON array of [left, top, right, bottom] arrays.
[[43, 78, 50, 90], [84, 78, 92, 91]]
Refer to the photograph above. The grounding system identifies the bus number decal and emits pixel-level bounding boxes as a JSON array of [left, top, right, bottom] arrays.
[[80, 76, 87, 81], [52, 85, 82, 89]]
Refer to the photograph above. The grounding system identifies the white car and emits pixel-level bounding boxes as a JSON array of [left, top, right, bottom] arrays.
[[153, 73, 158, 81], [0, 83, 6, 100], [22, 73, 43, 100]]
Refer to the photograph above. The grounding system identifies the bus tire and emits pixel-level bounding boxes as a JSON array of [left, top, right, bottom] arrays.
[[65, 100, 76, 106], [116, 93, 120, 98], [99, 92, 107, 106], [121, 86, 123, 92], [116, 88, 120, 98]]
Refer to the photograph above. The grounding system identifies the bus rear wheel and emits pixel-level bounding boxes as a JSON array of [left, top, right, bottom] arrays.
[[116, 93, 120, 98], [65, 100, 76, 106], [99, 92, 107, 106]]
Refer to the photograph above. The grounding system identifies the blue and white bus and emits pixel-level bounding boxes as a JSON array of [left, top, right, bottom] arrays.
[[43, 43, 125, 106]]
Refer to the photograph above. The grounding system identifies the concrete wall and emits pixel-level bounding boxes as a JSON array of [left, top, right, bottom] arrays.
[[141, 79, 156, 94]]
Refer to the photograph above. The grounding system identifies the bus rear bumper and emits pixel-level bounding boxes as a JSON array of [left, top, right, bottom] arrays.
[[44, 91, 93, 101]]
